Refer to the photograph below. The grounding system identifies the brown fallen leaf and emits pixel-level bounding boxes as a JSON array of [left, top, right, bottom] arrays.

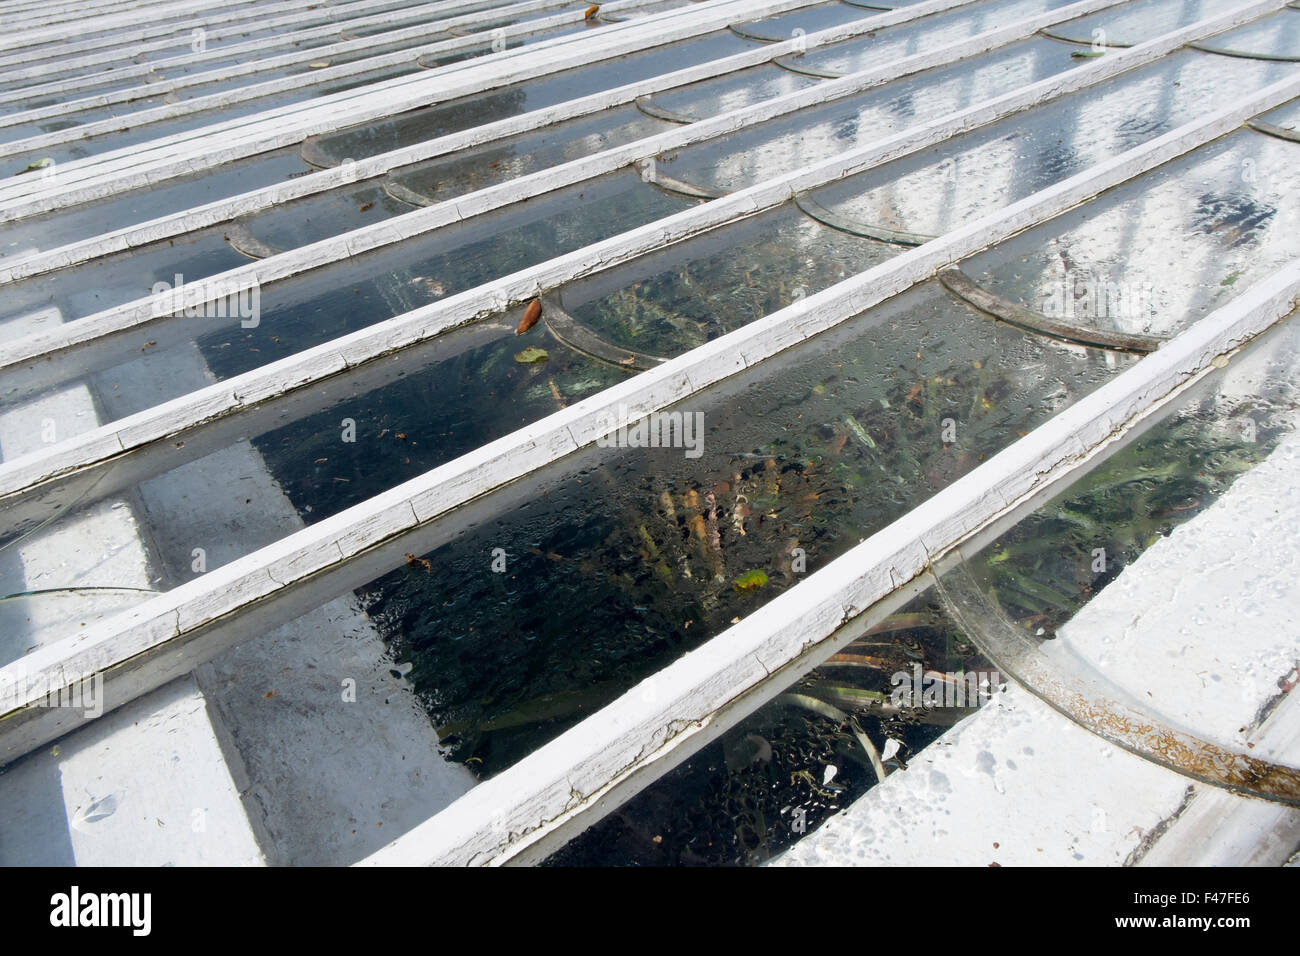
[[516, 298, 542, 335], [404, 553, 433, 573], [358, 201, 373, 212], [585, 4, 600, 20]]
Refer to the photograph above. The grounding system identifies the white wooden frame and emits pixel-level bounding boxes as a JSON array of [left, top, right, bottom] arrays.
[[3, 67, 1295, 766], [0, 0, 313, 52]]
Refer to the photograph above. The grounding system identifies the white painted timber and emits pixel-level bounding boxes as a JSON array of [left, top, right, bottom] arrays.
[[0, 0, 464, 69], [0, 0, 213, 30], [0, 0, 216, 33], [0, 0, 305, 49], [0, 0, 306, 52]]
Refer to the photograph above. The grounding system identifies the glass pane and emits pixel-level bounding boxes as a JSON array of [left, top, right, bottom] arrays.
[[303, 31, 756, 163], [1194, 8, 1300, 59], [2, 276, 1132, 779], [1041, 0, 1228, 47], [1, 170, 694, 408], [797, 53, 1293, 240], [958, 126, 1300, 341], [788, 0, 1084, 75], [731, 1, 880, 42]]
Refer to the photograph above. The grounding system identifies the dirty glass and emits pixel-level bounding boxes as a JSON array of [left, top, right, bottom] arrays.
[[730, 0, 880, 42], [654, 37, 1081, 189], [661, 43, 1284, 195], [309, 32, 761, 165], [0, 0, 505, 103], [13, 79, 1299, 418], [280, 102, 675, 244], [0, 32, 467, 143], [1192, 7, 1300, 59], [784, 0, 1083, 76], [0, 0, 456, 98], [8, 88, 1300, 540], [0, 1, 703, 240], [0, 102, 678, 314], [1041, 0, 1226, 47], [796, 53, 1293, 242], [958, 125, 1300, 341]]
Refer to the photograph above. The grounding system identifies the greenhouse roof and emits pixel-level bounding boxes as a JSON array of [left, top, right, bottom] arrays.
[[0, 0, 1298, 867]]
